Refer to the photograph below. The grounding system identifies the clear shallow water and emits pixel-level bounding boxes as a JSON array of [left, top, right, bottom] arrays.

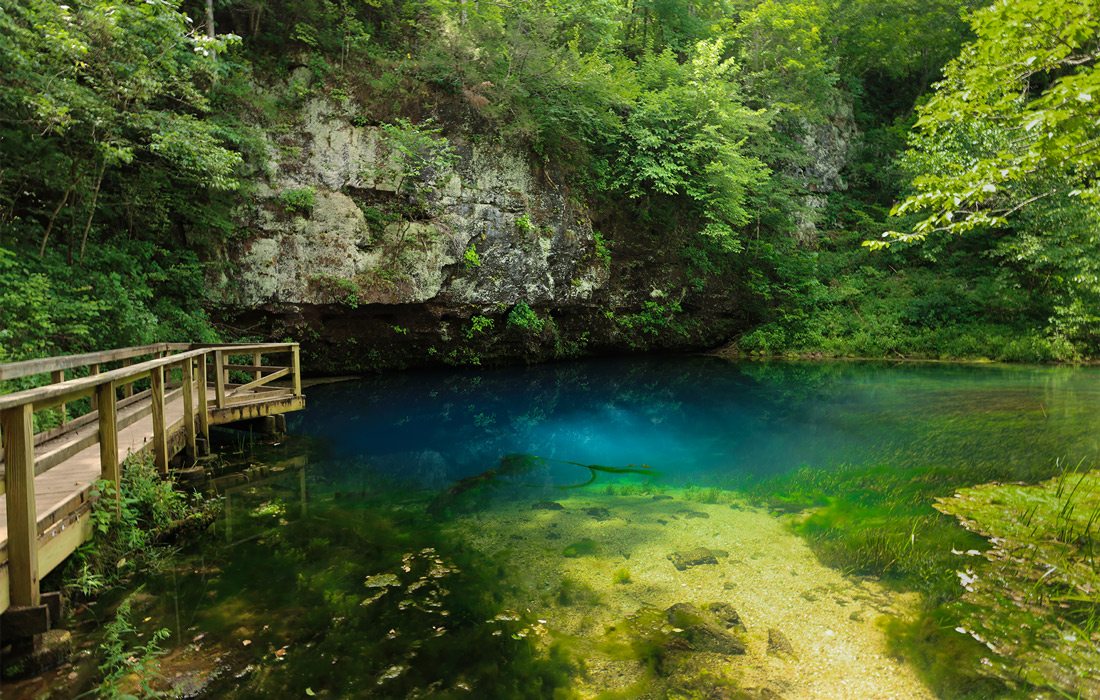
[[13, 358, 1100, 698]]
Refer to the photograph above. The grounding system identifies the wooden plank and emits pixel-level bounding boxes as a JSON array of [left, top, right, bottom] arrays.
[[227, 367, 290, 397], [252, 351, 263, 381], [150, 366, 168, 475], [182, 358, 197, 461], [292, 345, 302, 397], [222, 364, 287, 373], [209, 395, 305, 425], [51, 370, 67, 425], [2, 404, 39, 606], [196, 355, 210, 447], [37, 509, 93, 580], [34, 430, 98, 476], [214, 350, 227, 409], [0, 343, 173, 381], [190, 342, 298, 353]]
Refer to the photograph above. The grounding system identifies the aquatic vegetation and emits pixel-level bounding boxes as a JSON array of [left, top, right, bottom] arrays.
[[97, 593, 169, 700], [563, 538, 600, 558], [60, 455, 218, 600], [934, 470, 1100, 697], [612, 568, 632, 585], [554, 577, 603, 607]]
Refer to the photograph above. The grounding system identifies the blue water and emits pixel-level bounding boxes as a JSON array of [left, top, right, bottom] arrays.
[[292, 357, 1100, 489]]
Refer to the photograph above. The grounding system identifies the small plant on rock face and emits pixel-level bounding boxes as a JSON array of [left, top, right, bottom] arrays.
[[507, 300, 544, 334], [279, 186, 316, 215], [465, 314, 494, 339], [515, 214, 534, 232], [463, 242, 482, 269]]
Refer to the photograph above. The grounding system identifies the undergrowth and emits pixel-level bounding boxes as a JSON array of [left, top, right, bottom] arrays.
[[61, 453, 218, 599]]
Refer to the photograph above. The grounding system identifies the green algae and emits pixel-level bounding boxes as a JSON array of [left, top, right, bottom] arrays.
[[934, 470, 1100, 697], [562, 538, 600, 558]]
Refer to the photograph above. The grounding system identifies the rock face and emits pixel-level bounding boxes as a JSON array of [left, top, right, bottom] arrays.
[[214, 94, 750, 372], [220, 99, 607, 311], [790, 100, 857, 245]]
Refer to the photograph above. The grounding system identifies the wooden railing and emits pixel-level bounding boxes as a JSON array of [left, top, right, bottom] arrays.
[[0, 342, 302, 611]]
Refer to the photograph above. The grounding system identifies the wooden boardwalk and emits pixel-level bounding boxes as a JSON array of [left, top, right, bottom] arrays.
[[0, 343, 305, 624]]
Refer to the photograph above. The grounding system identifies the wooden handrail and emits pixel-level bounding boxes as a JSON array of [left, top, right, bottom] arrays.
[[0, 349, 209, 412], [0, 343, 176, 381], [0, 343, 301, 411]]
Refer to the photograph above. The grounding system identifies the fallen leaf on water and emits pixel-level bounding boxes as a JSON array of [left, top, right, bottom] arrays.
[[242, 639, 252, 646]]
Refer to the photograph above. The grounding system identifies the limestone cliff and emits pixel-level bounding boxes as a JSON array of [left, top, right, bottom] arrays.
[[213, 98, 748, 372]]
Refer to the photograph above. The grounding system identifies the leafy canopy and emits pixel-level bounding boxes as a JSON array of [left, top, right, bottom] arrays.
[[874, 0, 1100, 246]]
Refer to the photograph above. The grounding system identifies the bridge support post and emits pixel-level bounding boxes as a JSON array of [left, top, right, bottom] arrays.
[[196, 354, 210, 455], [182, 358, 197, 462], [291, 345, 302, 397], [96, 382, 121, 512], [2, 403, 40, 607], [150, 365, 169, 475], [214, 350, 227, 409]]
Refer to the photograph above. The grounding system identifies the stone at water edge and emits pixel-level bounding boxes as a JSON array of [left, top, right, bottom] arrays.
[[0, 629, 74, 679]]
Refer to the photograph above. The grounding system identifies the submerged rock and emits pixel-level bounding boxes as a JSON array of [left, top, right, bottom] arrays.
[[665, 603, 747, 655], [563, 538, 600, 557], [667, 547, 726, 571], [705, 602, 747, 632], [767, 628, 797, 659], [584, 506, 613, 521], [531, 501, 565, 510], [676, 508, 711, 519]]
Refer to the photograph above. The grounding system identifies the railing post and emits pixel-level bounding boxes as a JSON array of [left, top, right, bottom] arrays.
[[150, 366, 168, 475], [252, 351, 263, 381], [121, 359, 133, 398], [51, 369, 67, 425], [2, 404, 40, 607], [182, 358, 197, 461], [89, 363, 100, 410], [214, 350, 226, 409], [196, 353, 210, 451], [291, 344, 302, 398], [97, 381, 120, 512]]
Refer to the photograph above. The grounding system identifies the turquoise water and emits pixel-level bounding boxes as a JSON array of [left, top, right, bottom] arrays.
[[294, 357, 1100, 487], [10, 358, 1100, 698]]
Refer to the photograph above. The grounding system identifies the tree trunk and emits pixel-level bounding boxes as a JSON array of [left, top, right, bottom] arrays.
[[79, 159, 107, 261], [206, 0, 215, 39], [39, 177, 77, 257]]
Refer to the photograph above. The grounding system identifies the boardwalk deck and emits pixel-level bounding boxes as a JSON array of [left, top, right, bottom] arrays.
[[0, 343, 305, 619]]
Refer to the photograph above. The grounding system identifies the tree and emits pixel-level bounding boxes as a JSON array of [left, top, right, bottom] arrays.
[[873, 0, 1100, 246]]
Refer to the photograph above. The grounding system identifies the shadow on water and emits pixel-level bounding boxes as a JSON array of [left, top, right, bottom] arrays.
[[11, 357, 1100, 698]]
